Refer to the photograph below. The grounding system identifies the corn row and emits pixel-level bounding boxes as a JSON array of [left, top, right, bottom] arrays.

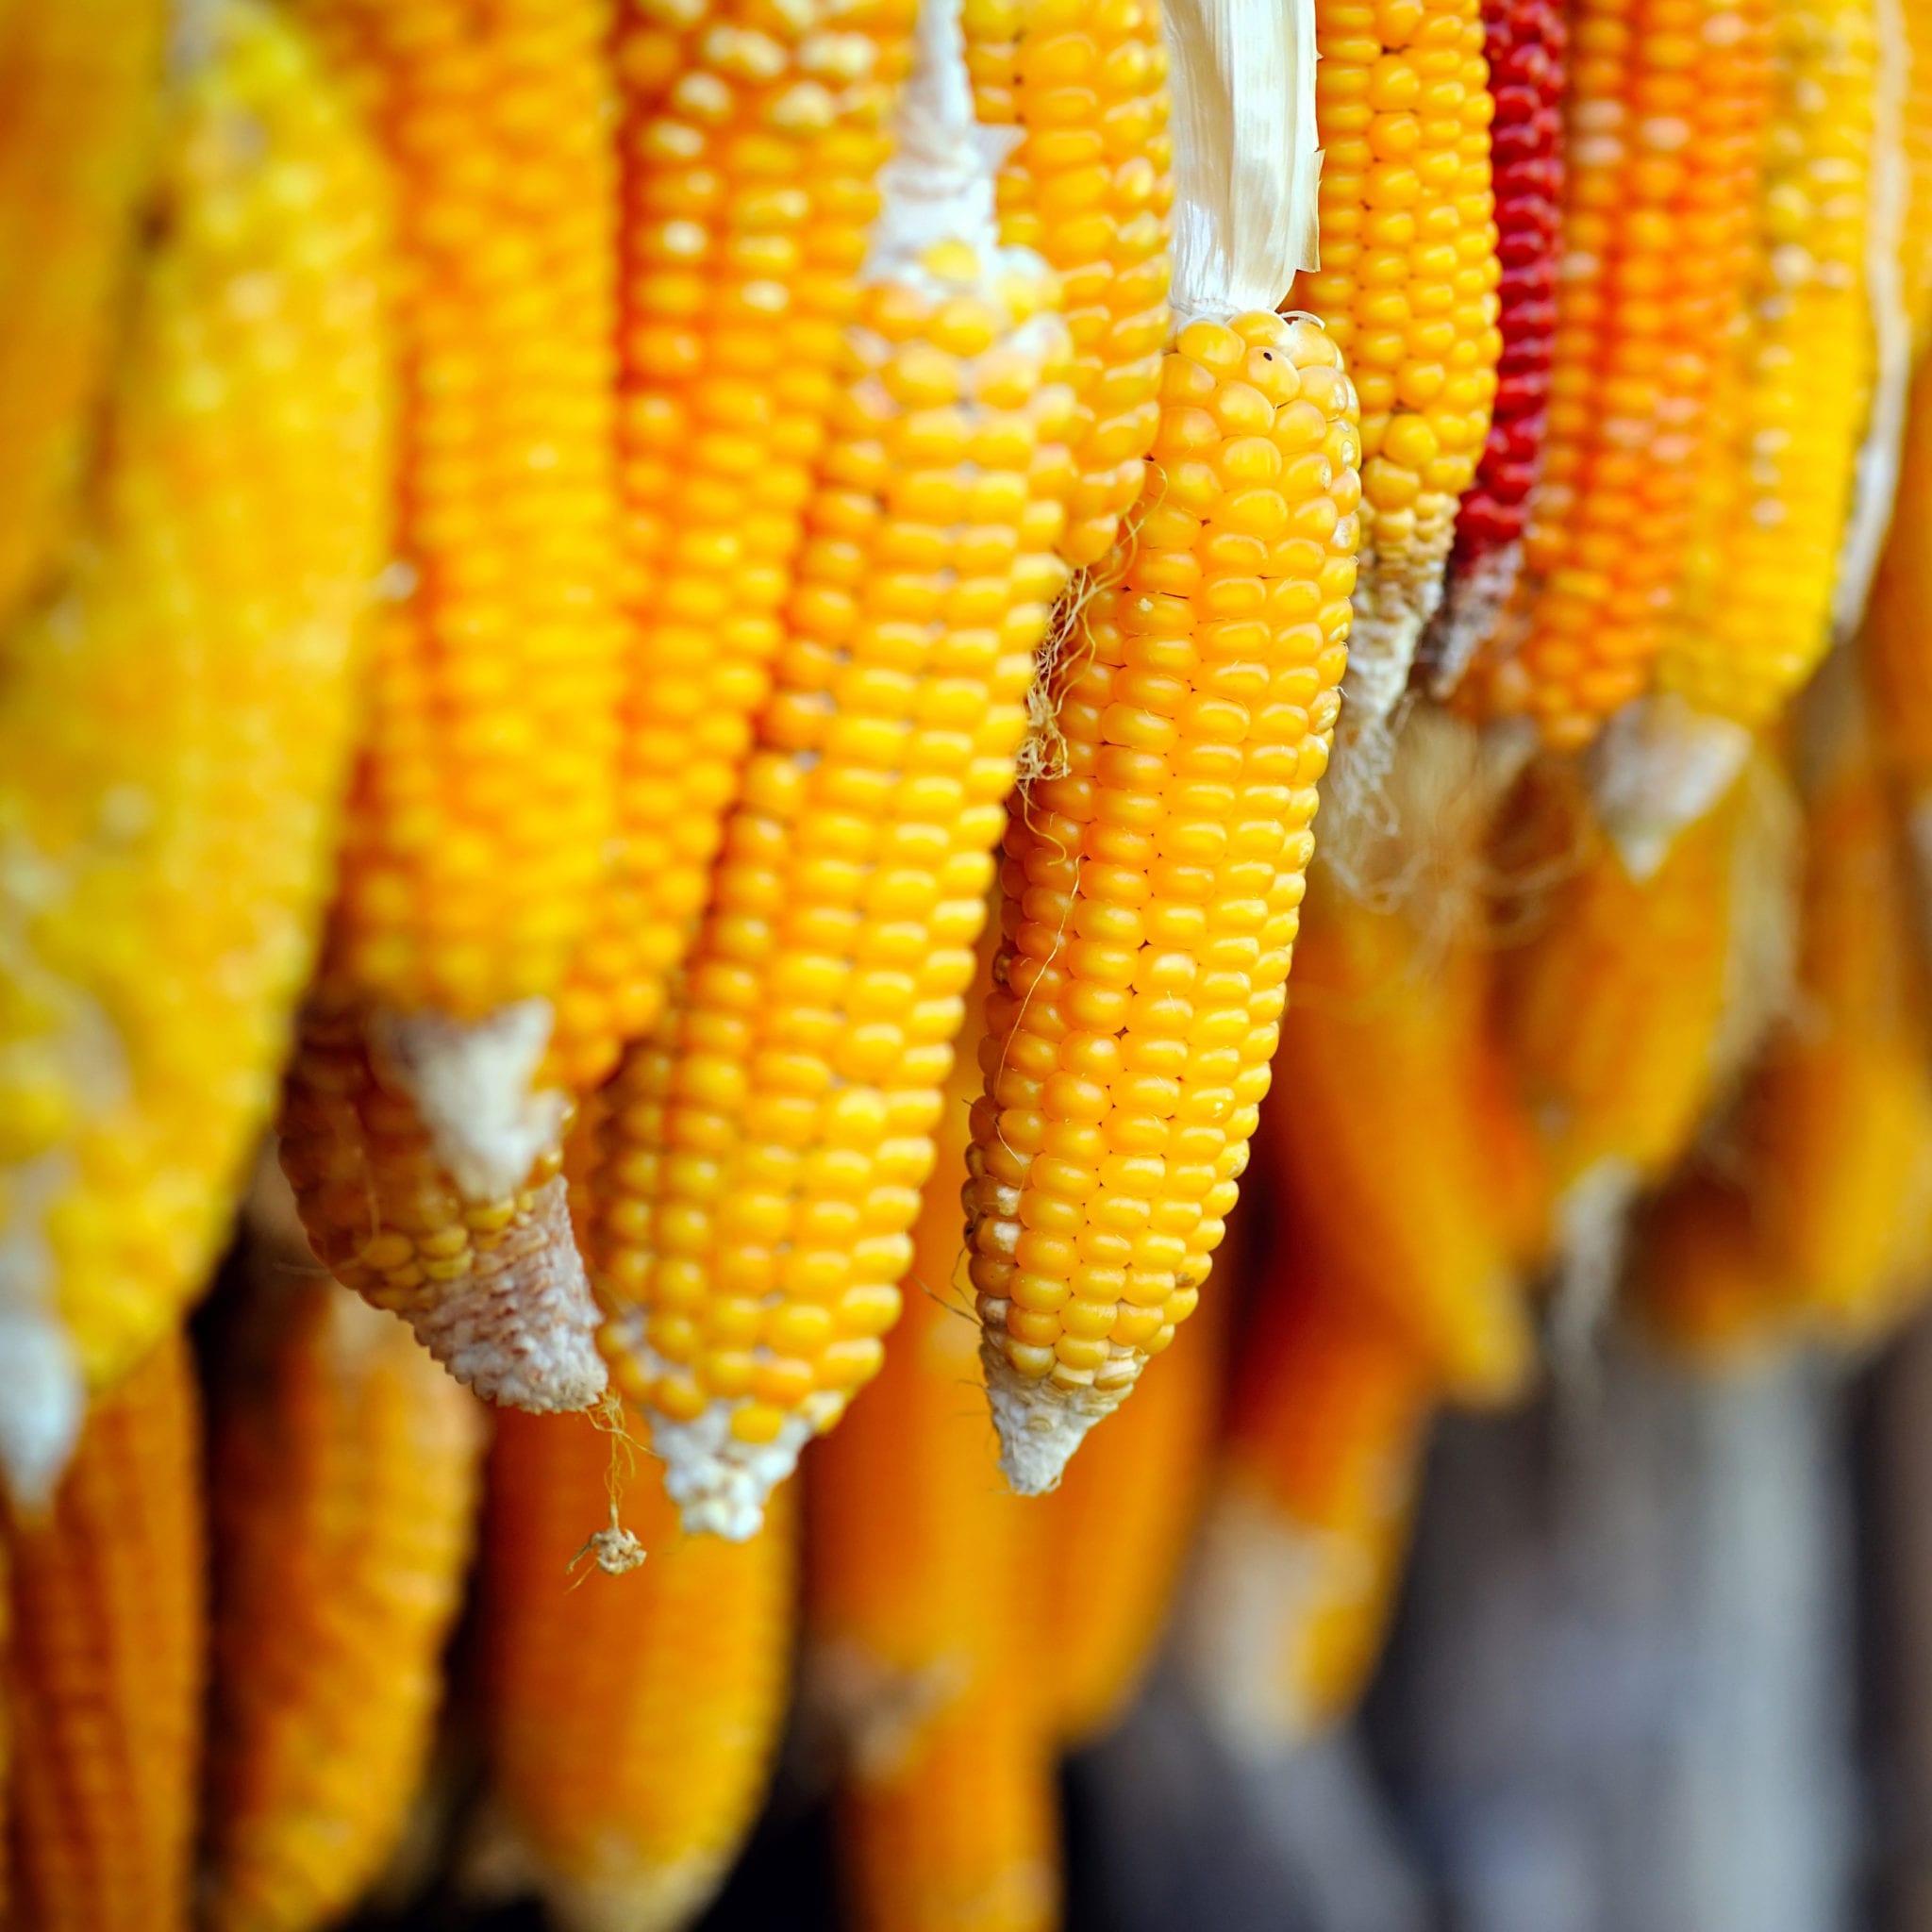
[[967, 310, 1361, 1492], [204, 1275, 485, 1932], [4, 1334, 204, 1932], [965, 0, 1176, 567], [1659, 0, 1878, 728], [482, 1411, 795, 1931], [0, 0, 164, 622], [0, 0, 390, 1501], [1475, 0, 1773, 745], [1294, 0, 1500, 727], [592, 0, 1078, 1538]]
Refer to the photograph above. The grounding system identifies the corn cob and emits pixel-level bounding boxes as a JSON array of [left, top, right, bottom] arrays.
[[1180, 1250, 1432, 1751], [1293, 0, 1500, 732], [295, 0, 622, 1203], [1657, 0, 1877, 730], [204, 1258, 485, 1932], [809, 1048, 1059, 1931], [1265, 710, 1537, 1400], [1626, 1172, 1789, 1364], [480, 1410, 795, 1931], [575, 0, 919, 1096], [1031, 1214, 1225, 1746], [1428, 0, 1564, 681], [1903, 0, 1932, 341], [4, 1332, 204, 1931], [964, 0, 1176, 567], [277, 1009, 604, 1410], [591, 0, 1077, 1538], [0, 0, 164, 622], [0, 0, 389, 1502], [1474, 0, 1773, 746]]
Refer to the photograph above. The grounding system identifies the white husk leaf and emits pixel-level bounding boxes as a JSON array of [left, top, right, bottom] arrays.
[[1165, 0, 1321, 323]]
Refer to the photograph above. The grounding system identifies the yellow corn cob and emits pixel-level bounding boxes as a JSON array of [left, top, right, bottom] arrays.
[[1903, 0, 1932, 342], [809, 1051, 1058, 1932], [1294, 0, 1500, 728], [573, 0, 918, 1095], [4, 1333, 204, 1932], [591, 0, 1077, 1537], [1626, 1172, 1789, 1364], [963, 0, 1176, 567], [204, 1266, 485, 1932], [1180, 1253, 1433, 1751], [0, 0, 390, 1501], [966, 310, 1361, 1491], [1030, 1215, 1224, 1746], [481, 1411, 795, 1931], [1474, 0, 1773, 745], [278, 1008, 604, 1410], [1657, 0, 1877, 728], [297, 0, 623, 1201], [1743, 698, 1932, 1342], [1862, 358, 1932, 839], [0, 0, 164, 621]]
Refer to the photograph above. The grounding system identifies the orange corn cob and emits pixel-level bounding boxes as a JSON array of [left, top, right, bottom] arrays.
[[480, 1411, 795, 1930], [0, 0, 164, 621], [965, 0, 1176, 566], [5, 1333, 204, 1932], [1474, 0, 1773, 745], [298, 0, 623, 1202], [1294, 0, 1501, 728], [0, 0, 390, 1502], [1626, 1172, 1789, 1365], [1181, 1249, 1433, 1751], [591, 0, 1077, 1537], [810, 1048, 1059, 1932], [578, 0, 918, 1094], [204, 1267, 485, 1932], [966, 309, 1361, 1493]]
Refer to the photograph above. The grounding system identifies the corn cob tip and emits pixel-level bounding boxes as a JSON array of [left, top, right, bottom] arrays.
[[1421, 541, 1524, 702], [369, 1002, 568, 1205], [1586, 694, 1756, 881], [0, 1307, 84, 1508], [639, 1396, 824, 1542], [405, 1174, 606, 1412], [981, 1341, 1128, 1496], [462, 1806, 723, 1932]]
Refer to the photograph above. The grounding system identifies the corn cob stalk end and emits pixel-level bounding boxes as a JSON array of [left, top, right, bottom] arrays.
[[982, 1341, 1128, 1495]]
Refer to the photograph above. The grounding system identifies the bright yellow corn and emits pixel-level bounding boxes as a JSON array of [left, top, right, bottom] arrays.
[[0, 0, 164, 621], [1297, 0, 1500, 727], [1903, 0, 1932, 342], [481, 1411, 795, 1931], [5, 1333, 203, 1932], [966, 310, 1360, 1493], [1474, 0, 1773, 745], [278, 1009, 604, 1410], [965, 0, 1175, 567], [1658, 0, 1877, 727], [298, 0, 623, 1199], [204, 1270, 485, 1932], [0, 0, 389, 1501], [592, 3, 1078, 1538], [1181, 1253, 1432, 1750], [573, 0, 918, 1096]]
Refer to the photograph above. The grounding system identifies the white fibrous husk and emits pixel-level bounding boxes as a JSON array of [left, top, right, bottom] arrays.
[[1835, 0, 1912, 637], [1585, 691, 1757, 882], [1165, 0, 1321, 325]]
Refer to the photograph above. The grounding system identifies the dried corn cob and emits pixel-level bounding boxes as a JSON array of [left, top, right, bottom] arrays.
[[278, 1009, 604, 1410], [0, 0, 164, 622], [0, 0, 389, 1501], [297, 0, 623, 1201], [592, 0, 1077, 1538], [1657, 0, 1877, 731], [574, 0, 918, 1096], [1181, 1250, 1433, 1751], [965, 0, 1176, 567], [5, 1333, 204, 1932], [1474, 0, 1773, 746], [966, 0, 1355, 1485], [1294, 0, 1500, 734], [1429, 0, 1564, 680], [204, 1257, 485, 1932], [480, 1411, 795, 1931]]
